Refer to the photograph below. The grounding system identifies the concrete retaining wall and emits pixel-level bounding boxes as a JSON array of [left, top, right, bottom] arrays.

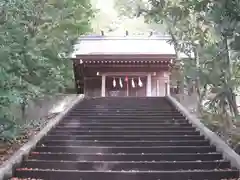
[[167, 95, 240, 170], [0, 94, 85, 180], [10, 94, 72, 124]]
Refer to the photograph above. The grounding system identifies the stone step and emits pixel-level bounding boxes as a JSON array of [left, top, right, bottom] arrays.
[[70, 110, 180, 113], [75, 108, 176, 110], [67, 114, 185, 121], [21, 160, 230, 171], [14, 169, 239, 180], [53, 126, 195, 131], [38, 140, 210, 147], [67, 112, 183, 115], [57, 122, 192, 127], [57, 123, 193, 128], [28, 152, 223, 161], [60, 119, 189, 124], [34, 145, 216, 154], [43, 135, 205, 141], [11, 97, 239, 180], [49, 130, 199, 136]]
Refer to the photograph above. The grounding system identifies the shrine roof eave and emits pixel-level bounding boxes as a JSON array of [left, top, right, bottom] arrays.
[[71, 53, 176, 60]]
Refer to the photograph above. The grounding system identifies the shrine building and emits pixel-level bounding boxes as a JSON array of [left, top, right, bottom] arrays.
[[71, 34, 180, 97]]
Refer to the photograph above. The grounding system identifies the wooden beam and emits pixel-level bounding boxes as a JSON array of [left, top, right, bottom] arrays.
[[83, 66, 169, 74], [83, 64, 169, 68]]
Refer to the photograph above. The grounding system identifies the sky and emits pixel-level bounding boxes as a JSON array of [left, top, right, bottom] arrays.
[[95, 0, 116, 14], [91, 0, 166, 36]]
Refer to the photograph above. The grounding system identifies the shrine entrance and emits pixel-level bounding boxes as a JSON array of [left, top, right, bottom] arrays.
[[106, 76, 147, 97], [71, 36, 176, 97]]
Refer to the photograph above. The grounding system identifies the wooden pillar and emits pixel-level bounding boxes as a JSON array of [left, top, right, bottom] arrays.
[[101, 74, 106, 97], [72, 62, 79, 94], [163, 71, 170, 96], [147, 73, 152, 97], [157, 79, 160, 96], [165, 82, 168, 96]]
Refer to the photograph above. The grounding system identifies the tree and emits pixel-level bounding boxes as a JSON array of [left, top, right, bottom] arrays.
[[0, 0, 94, 142], [114, 0, 240, 133]]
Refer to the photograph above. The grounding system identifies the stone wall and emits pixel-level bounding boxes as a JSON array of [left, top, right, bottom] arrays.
[[10, 94, 78, 124]]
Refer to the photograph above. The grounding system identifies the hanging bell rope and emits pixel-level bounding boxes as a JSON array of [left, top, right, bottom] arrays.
[[125, 76, 128, 82]]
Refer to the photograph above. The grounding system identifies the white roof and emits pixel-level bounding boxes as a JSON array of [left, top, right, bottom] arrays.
[[71, 36, 174, 57], [71, 35, 191, 59]]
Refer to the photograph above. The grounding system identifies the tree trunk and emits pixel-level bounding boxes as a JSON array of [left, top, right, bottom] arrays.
[[20, 96, 27, 120], [193, 48, 201, 115]]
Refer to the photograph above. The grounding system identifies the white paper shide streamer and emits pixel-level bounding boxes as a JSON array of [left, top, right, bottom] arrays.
[[131, 78, 135, 88], [119, 78, 123, 88], [113, 78, 116, 87], [138, 77, 143, 87]]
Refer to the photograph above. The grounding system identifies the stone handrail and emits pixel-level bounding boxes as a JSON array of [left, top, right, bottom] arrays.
[[167, 95, 240, 170]]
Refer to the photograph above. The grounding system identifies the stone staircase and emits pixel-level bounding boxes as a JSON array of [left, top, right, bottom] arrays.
[[11, 97, 239, 179]]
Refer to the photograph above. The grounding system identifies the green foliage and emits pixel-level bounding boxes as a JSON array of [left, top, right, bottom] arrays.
[[114, 0, 240, 130], [0, 0, 94, 142]]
